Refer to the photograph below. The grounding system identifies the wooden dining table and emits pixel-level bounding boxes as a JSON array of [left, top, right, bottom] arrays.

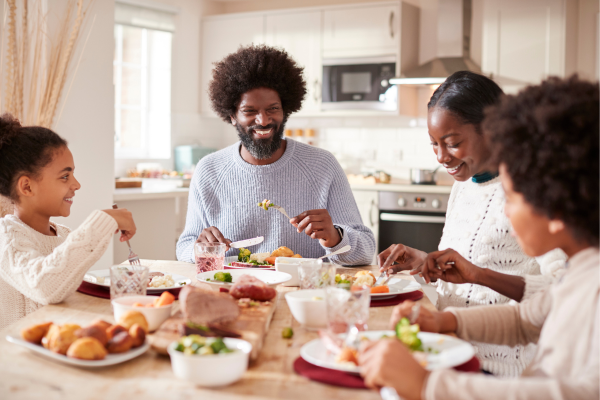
[[0, 260, 436, 400]]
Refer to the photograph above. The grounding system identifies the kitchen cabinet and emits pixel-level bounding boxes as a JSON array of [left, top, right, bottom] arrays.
[[323, 4, 400, 58], [201, 15, 265, 116], [352, 190, 379, 264], [265, 11, 322, 114], [482, 0, 569, 89]]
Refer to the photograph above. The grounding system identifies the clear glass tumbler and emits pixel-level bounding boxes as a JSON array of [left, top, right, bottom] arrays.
[[110, 265, 149, 299], [194, 242, 226, 274], [325, 286, 371, 334], [297, 259, 336, 290]]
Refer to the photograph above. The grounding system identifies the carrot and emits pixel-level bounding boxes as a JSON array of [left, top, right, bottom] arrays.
[[132, 302, 144, 307], [154, 291, 175, 307], [370, 285, 390, 294], [265, 256, 277, 265]]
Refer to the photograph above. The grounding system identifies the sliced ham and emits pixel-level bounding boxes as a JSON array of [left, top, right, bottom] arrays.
[[179, 286, 240, 324], [229, 274, 277, 301]]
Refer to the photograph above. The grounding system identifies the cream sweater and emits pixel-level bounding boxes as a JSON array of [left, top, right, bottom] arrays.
[[424, 247, 599, 400], [435, 177, 566, 376], [0, 211, 117, 329]]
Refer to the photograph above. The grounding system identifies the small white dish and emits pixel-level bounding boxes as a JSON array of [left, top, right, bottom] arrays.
[[285, 289, 327, 330], [196, 269, 292, 288], [112, 295, 173, 332], [5, 335, 149, 368], [167, 338, 252, 387], [275, 257, 307, 287], [300, 330, 475, 374], [83, 270, 191, 293]]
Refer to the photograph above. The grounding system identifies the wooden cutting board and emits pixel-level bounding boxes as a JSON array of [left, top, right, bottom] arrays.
[[149, 297, 277, 361]]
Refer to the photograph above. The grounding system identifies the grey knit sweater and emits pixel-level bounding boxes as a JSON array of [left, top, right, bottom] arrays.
[[176, 139, 376, 266]]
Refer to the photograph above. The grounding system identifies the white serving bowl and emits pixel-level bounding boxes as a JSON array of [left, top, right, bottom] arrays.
[[167, 338, 252, 387], [112, 295, 173, 332], [285, 289, 327, 330]]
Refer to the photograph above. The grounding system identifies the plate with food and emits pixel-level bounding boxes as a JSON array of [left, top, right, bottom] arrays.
[[335, 271, 422, 300], [7, 312, 151, 367], [300, 319, 474, 373], [83, 269, 191, 293], [225, 246, 302, 270], [196, 269, 292, 289]]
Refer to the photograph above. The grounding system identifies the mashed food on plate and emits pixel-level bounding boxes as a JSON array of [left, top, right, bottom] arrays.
[[148, 274, 175, 288]]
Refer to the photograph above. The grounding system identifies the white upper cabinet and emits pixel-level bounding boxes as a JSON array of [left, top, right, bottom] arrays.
[[265, 11, 322, 114], [323, 4, 400, 58], [201, 16, 265, 115], [482, 0, 567, 89]]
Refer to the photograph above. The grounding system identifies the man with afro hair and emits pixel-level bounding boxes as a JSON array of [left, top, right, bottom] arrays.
[[176, 45, 375, 265]]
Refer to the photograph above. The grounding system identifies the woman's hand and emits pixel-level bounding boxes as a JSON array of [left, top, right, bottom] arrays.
[[289, 209, 341, 248], [358, 339, 428, 400], [378, 244, 427, 274], [103, 208, 136, 242], [196, 226, 232, 250], [418, 249, 483, 285]]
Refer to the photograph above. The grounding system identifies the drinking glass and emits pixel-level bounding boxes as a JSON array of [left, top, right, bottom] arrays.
[[194, 242, 226, 274], [110, 265, 149, 299], [297, 259, 336, 290], [325, 286, 371, 334]]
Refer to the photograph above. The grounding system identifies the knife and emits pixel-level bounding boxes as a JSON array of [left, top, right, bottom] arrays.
[[229, 236, 264, 249]]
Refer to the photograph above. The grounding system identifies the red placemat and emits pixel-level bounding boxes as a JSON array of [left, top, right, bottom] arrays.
[[370, 290, 424, 307], [294, 355, 480, 389], [76, 281, 182, 299]]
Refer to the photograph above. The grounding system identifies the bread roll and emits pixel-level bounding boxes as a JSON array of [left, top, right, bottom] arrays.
[[117, 310, 149, 333], [106, 331, 133, 353], [75, 325, 108, 346], [67, 337, 108, 360], [106, 324, 128, 340], [90, 319, 112, 331], [21, 322, 53, 344], [45, 324, 81, 355], [129, 324, 146, 348]]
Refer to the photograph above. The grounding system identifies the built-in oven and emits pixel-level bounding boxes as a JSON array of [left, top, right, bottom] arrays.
[[378, 191, 450, 254], [322, 56, 397, 111]]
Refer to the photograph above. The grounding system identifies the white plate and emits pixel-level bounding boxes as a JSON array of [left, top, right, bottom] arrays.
[[83, 270, 191, 293], [196, 269, 292, 288], [224, 256, 275, 270], [300, 330, 474, 373], [370, 279, 421, 300], [6, 335, 150, 368]]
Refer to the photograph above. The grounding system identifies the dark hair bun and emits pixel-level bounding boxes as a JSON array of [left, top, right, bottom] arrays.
[[0, 113, 22, 149]]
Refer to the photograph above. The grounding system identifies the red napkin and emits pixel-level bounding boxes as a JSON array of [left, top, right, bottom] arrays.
[[294, 355, 481, 389], [370, 290, 424, 307], [76, 281, 182, 299]]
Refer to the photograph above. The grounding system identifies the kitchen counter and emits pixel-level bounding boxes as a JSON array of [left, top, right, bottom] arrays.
[[349, 179, 454, 194], [114, 187, 190, 202]]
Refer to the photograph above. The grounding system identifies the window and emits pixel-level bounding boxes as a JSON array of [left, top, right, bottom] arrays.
[[114, 2, 175, 159]]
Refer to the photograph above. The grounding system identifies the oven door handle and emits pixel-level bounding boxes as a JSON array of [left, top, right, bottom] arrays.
[[380, 213, 446, 224]]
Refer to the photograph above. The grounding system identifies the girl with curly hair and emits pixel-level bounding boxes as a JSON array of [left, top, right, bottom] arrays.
[[0, 114, 137, 328], [358, 75, 599, 400]]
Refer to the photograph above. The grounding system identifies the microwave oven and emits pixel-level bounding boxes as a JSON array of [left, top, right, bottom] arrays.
[[321, 56, 398, 111]]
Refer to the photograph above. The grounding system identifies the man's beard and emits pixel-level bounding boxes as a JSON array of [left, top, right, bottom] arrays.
[[236, 119, 287, 160]]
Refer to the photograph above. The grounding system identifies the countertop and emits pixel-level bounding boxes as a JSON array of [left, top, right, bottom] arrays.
[[113, 187, 190, 201]]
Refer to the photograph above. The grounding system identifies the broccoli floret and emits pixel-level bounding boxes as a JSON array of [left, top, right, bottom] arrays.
[[210, 338, 229, 353], [213, 272, 232, 282], [395, 317, 423, 352], [282, 327, 294, 339], [238, 248, 251, 262]]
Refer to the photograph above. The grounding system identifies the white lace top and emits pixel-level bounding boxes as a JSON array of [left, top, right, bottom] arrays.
[[435, 177, 566, 377]]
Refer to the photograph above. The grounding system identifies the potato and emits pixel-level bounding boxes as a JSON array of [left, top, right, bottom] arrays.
[[67, 337, 107, 360], [129, 324, 146, 348], [117, 310, 148, 333], [75, 325, 108, 346], [106, 331, 133, 354], [46, 324, 81, 355], [21, 322, 53, 344], [106, 324, 128, 340], [270, 246, 294, 258]]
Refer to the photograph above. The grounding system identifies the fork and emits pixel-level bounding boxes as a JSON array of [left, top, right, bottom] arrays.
[[112, 203, 140, 265], [269, 204, 290, 219]]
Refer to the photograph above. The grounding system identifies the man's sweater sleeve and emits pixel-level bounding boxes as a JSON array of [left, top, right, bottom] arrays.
[[0, 210, 117, 305], [322, 158, 376, 266], [176, 171, 209, 263]]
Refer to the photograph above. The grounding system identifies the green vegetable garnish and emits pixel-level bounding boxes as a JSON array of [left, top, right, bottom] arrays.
[[186, 321, 210, 331], [395, 317, 423, 352], [214, 271, 233, 283], [257, 200, 275, 211], [238, 248, 251, 262], [210, 338, 232, 354], [282, 327, 294, 339], [175, 335, 233, 355]]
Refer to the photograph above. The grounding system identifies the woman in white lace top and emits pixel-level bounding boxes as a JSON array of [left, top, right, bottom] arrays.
[[378, 72, 565, 377]]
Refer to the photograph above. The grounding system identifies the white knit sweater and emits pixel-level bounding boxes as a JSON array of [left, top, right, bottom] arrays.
[[0, 211, 117, 329], [436, 177, 566, 377]]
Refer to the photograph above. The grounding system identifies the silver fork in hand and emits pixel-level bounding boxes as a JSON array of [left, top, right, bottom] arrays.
[[269, 204, 290, 219], [112, 203, 140, 265]]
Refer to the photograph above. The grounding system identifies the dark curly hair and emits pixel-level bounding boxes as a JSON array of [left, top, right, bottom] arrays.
[[0, 113, 68, 202], [428, 71, 504, 132], [484, 75, 599, 246], [208, 44, 306, 123]]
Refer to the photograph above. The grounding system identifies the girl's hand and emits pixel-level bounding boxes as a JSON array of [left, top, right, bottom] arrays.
[[358, 339, 428, 400], [390, 301, 458, 334], [418, 249, 483, 285], [378, 244, 427, 274], [103, 209, 137, 242]]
